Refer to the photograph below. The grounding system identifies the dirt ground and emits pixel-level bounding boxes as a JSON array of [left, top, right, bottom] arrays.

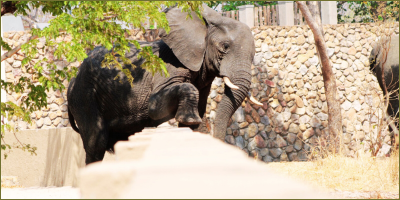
[[267, 153, 399, 199]]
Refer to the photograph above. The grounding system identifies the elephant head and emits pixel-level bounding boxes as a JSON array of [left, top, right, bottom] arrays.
[[159, 5, 259, 139], [369, 35, 399, 138]]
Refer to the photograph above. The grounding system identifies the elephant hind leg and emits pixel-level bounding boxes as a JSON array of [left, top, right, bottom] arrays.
[[73, 101, 109, 165], [148, 83, 202, 125]]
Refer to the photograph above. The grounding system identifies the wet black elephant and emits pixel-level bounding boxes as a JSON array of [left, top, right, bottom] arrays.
[[67, 5, 262, 164], [369, 35, 399, 141]]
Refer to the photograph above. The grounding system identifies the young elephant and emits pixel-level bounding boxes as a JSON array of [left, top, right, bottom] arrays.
[[67, 5, 261, 164], [369, 35, 399, 142]]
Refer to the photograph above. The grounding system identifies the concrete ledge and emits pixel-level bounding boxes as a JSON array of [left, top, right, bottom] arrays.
[[0, 127, 114, 187], [79, 125, 332, 198]]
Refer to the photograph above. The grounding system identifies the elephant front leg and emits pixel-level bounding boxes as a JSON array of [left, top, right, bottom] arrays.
[[148, 83, 202, 125], [179, 84, 212, 133]]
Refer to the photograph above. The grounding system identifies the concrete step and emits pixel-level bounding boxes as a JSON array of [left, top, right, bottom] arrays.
[[79, 126, 333, 198]]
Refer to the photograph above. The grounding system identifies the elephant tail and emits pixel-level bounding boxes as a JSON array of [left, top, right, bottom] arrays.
[[68, 107, 80, 133]]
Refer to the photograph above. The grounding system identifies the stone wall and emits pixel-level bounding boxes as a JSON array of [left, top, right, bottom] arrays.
[[3, 31, 74, 129], [2, 23, 399, 162], [205, 23, 399, 161]]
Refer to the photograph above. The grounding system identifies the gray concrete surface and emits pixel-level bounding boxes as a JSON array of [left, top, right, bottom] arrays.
[[79, 123, 333, 198]]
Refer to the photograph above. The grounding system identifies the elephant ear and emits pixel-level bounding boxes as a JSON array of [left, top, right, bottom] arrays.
[[369, 41, 382, 71], [201, 4, 225, 25], [159, 7, 207, 72]]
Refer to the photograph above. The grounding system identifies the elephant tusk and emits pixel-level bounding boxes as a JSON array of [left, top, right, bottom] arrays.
[[223, 77, 239, 90], [247, 91, 263, 106], [249, 96, 263, 106]]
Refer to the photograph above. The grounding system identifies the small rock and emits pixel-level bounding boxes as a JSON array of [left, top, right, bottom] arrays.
[[265, 80, 276, 87], [282, 111, 291, 122], [235, 136, 245, 149], [293, 95, 304, 108], [341, 100, 352, 111], [264, 52, 273, 60], [53, 117, 62, 126], [295, 107, 306, 115], [303, 128, 314, 140], [233, 107, 245, 122], [297, 35, 306, 45], [280, 151, 289, 161], [44, 117, 52, 126], [297, 150, 308, 161], [308, 56, 319, 66], [273, 113, 284, 126], [260, 116, 270, 126], [239, 122, 249, 128], [254, 135, 266, 148], [275, 135, 287, 148], [310, 116, 321, 127], [247, 139, 257, 151], [270, 99, 280, 108], [317, 113, 328, 121], [287, 133, 297, 144], [327, 48, 334, 57], [299, 115, 311, 124], [294, 139, 303, 150], [299, 65, 308, 75], [288, 123, 299, 134], [49, 112, 58, 120], [267, 131, 276, 140], [288, 152, 298, 161], [262, 155, 273, 162], [270, 148, 283, 158], [353, 100, 362, 111], [286, 145, 294, 153], [247, 123, 258, 137], [260, 148, 269, 157], [225, 135, 235, 145], [253, 54, 262, 66], [299, 124, 307, 131], [209, 90, 217, 98]]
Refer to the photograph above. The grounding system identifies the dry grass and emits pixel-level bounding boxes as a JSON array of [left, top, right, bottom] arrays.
[[267, 149, 399, 194]]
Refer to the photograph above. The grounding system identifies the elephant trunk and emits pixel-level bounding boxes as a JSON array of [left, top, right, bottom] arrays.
[[213, 70, 251, 140]]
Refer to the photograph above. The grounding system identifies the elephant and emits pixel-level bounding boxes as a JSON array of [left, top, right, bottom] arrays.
[[67, 4, 262, 164], [369, 35, 399, 144]]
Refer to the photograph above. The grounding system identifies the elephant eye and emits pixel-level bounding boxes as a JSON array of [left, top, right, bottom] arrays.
[[223, 43, 229, 50], [218, 42, 229, 53]]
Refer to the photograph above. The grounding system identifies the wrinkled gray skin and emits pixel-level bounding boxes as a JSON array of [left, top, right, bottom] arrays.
[[369, 35, 399, 135], [67, 5, 255, 164]]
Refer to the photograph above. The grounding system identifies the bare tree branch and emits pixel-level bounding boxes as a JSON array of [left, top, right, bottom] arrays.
[[297, 1, 343, 153], [1, 35, 38, 62]]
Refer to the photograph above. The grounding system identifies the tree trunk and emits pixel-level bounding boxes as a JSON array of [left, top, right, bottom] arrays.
[[297, 1, 343, 154], [306, 1, 323, 36]]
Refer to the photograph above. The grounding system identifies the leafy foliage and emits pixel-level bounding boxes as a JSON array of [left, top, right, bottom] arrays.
[[1, 1, 204, 158], [207, 1, 275, 12], [338, 1, 399, 23]]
